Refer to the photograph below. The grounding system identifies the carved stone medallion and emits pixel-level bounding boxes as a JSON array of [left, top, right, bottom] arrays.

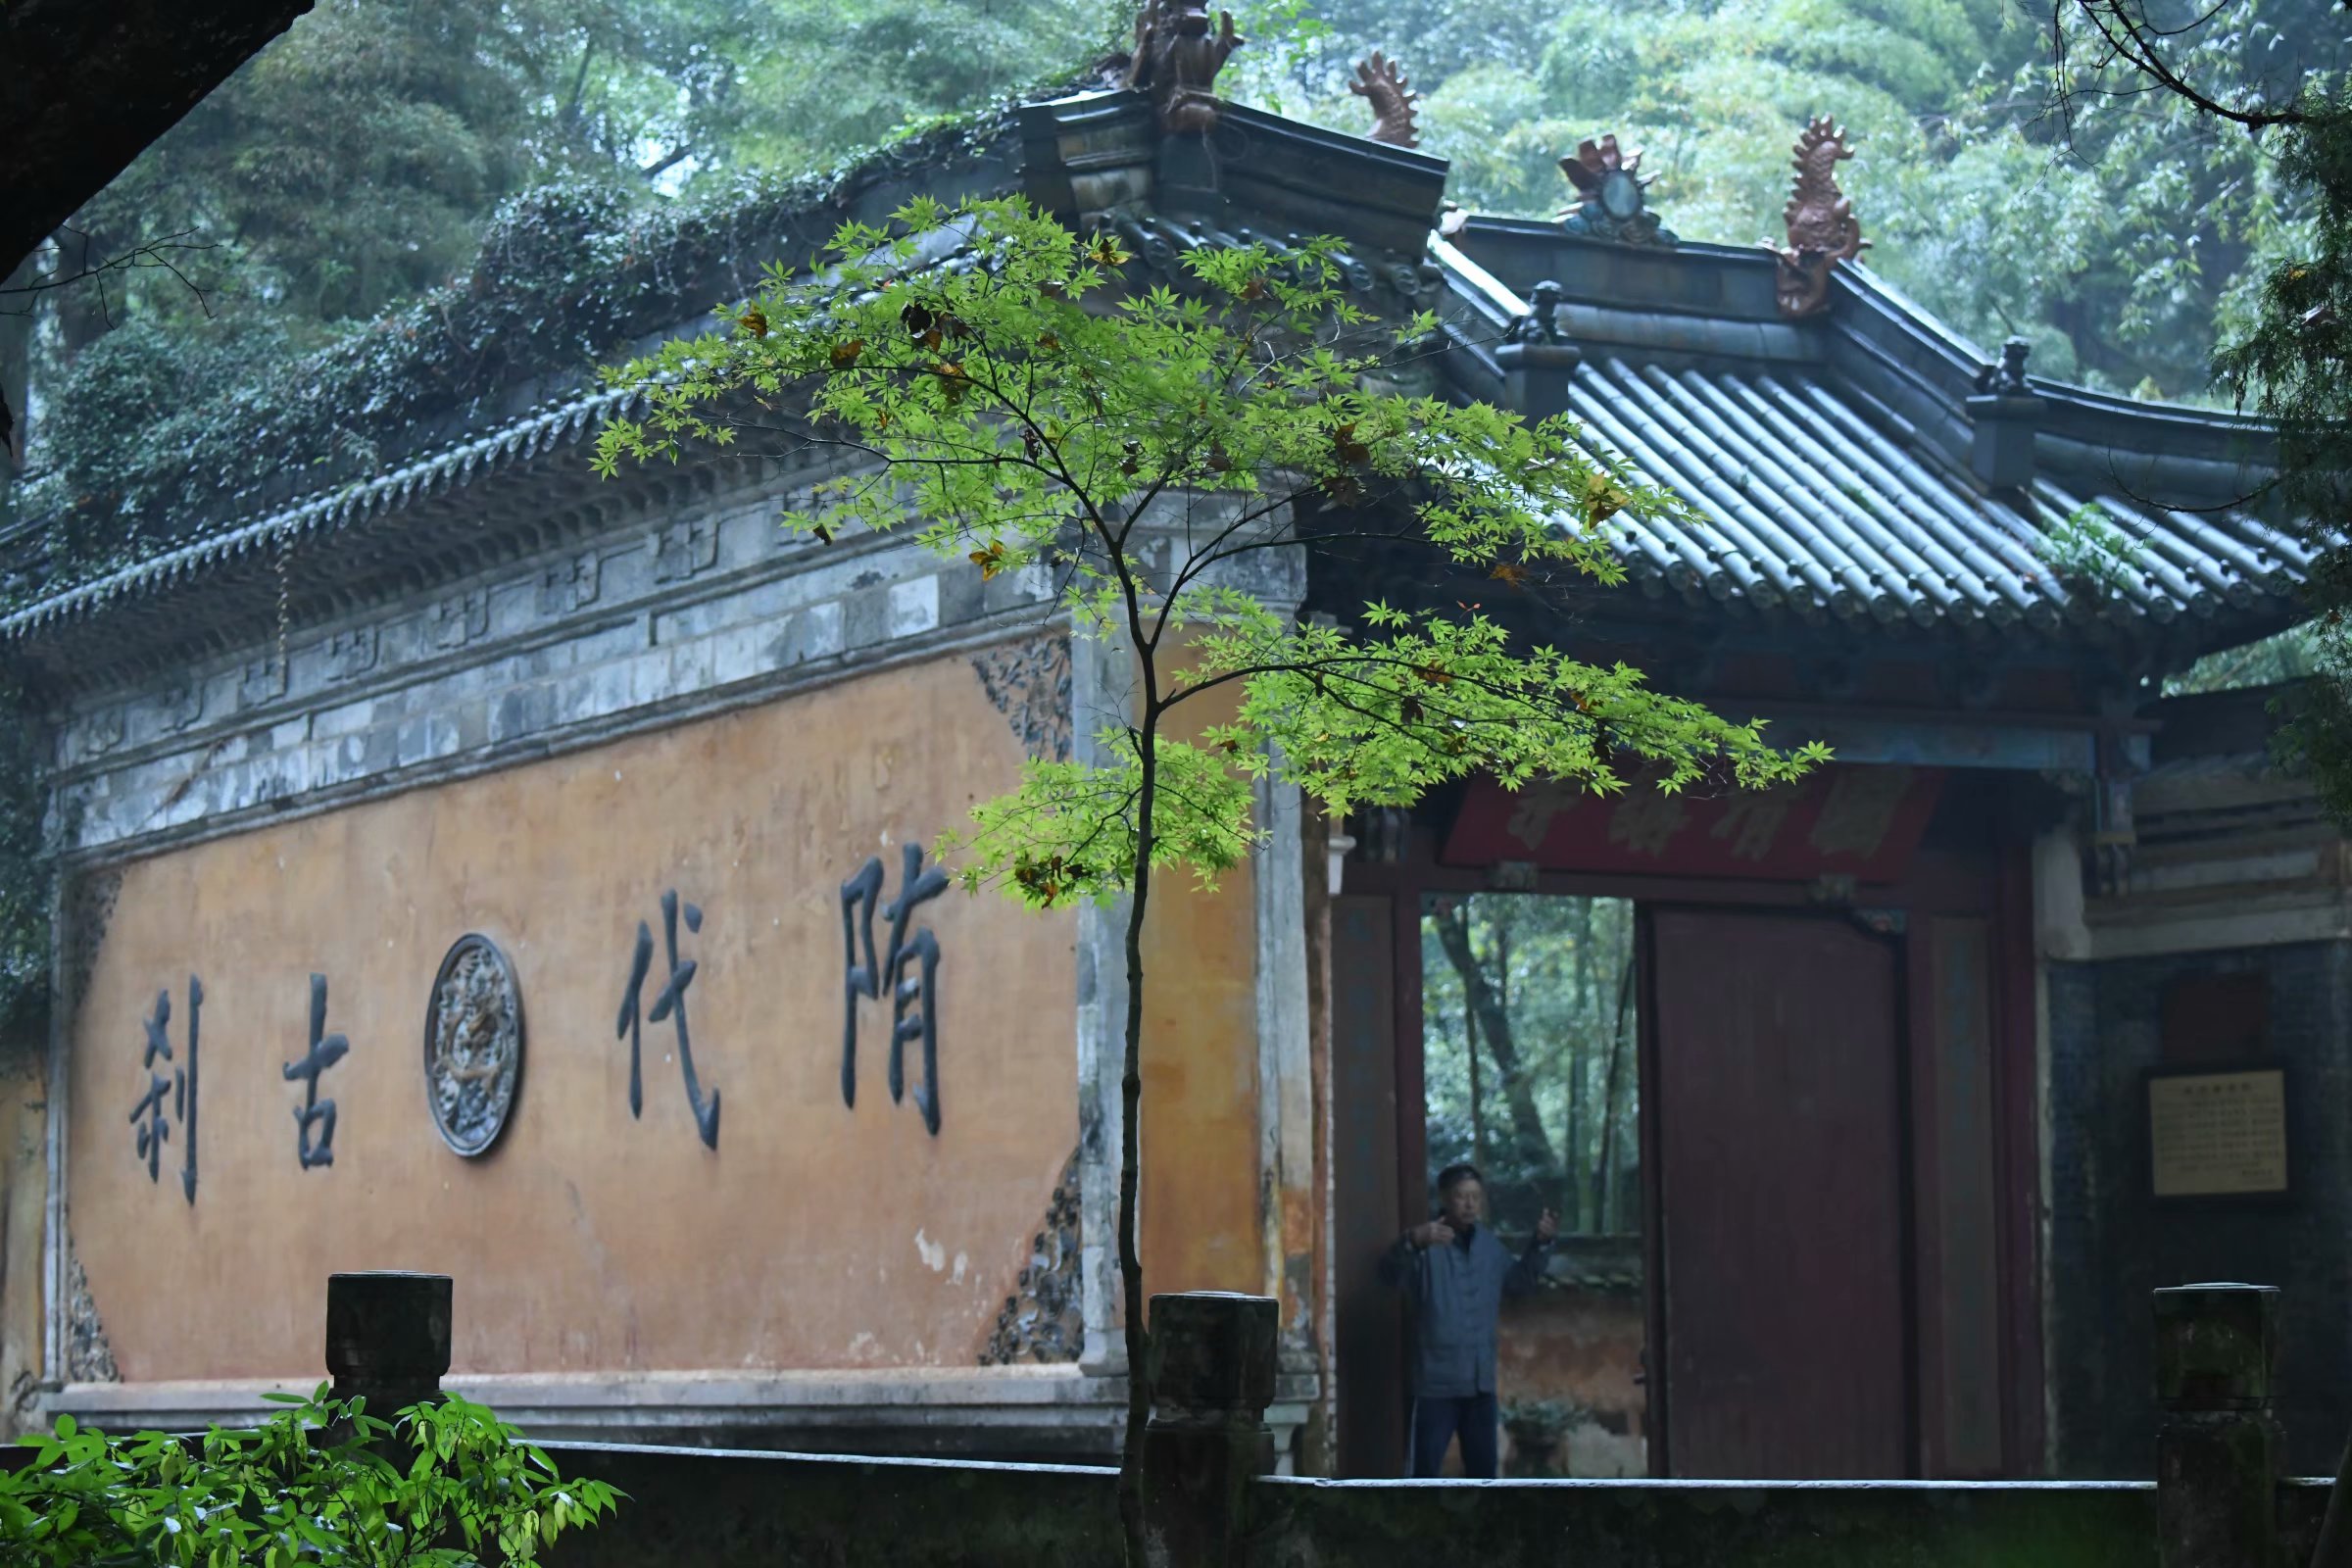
[[422, 934, 523, 1156], [1558, 135, 1676, 248]]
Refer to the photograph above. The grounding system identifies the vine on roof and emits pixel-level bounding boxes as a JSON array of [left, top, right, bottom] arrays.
[[6, 102, 1041, 608]]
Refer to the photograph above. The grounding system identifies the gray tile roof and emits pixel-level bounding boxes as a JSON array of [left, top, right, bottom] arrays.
[[1435, 222, 2308, 650], [1564, 355, 2311, 635], [2, 184, 2306, 665], [0, 386, 636, 645]]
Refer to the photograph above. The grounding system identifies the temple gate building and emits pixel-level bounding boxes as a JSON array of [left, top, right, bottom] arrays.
[[0, 61, 2340, 1482]]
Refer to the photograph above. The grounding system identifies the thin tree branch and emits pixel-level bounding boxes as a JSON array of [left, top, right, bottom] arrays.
[[2062, 0, 2310, 130], [0, 228, 218, 318]]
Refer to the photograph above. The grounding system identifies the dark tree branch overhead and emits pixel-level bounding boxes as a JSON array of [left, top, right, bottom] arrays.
[[0, 228, 219, 317], [2056, 0, 2313, 133], [0, 0, 318, 277]]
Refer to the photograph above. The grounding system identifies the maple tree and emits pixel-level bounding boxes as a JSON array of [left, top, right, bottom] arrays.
[[592, 191, 1823, 1560]]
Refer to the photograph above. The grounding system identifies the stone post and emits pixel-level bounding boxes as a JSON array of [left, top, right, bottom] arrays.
[[325, 1271, 451, 1418], [1145, 1291, 1278, 1568], [2154, 1283, 2279, 1568]]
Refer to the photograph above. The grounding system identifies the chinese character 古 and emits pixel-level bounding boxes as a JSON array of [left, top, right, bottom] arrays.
[[130, 977, 202, 1202], [283, 973, 348, 1169], [840, 842, 949, 1134], [616, 889, 721, 1150]]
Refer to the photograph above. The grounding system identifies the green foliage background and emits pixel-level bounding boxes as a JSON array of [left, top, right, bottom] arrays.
[[1250, 0, 2344, 400], [19, 0, 2350, 553], [1420, 893, 1639, 1236], [11, 0, 2345, 576]]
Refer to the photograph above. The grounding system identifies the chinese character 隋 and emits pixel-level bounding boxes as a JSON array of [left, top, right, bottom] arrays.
[[129, 977, 202, 1202], [615, 889, 721, 1150], [840, 842, 949, 1135], [282, 973, 348, 1169]]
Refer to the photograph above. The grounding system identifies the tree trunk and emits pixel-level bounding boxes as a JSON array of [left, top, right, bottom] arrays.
[[1465, 975, 1487, 1177], [1433, 904, 1555, 1180], [1116, 706, 1157, 1568]]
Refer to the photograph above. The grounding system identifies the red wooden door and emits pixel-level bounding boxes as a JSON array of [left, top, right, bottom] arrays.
[[1647, 908, 1911, 1478]]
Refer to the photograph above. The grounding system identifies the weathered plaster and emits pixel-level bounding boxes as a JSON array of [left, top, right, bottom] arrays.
[[1138, 662, 1263, 1301], [62, 1244, 115, 1384], [979, 1150, 1084, 1366], [1253, 760, 1320, 1372], [0, 1029, 50, 1432], [970, 635, 1074, 762], [38, 476, 1326, 1455]]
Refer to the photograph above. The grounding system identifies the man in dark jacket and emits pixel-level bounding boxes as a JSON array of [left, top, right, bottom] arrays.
[[1379, 1162, 1557, 1478]]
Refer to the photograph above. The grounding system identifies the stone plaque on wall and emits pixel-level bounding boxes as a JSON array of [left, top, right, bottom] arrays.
[[2147, 1065, 2289, 1200]]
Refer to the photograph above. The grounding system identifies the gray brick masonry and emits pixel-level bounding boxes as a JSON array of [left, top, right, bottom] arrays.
[[47, 485, 1061, 859]]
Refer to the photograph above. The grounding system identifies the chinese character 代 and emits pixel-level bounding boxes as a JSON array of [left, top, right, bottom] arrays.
[[616, 889, 721, 1150], [840, 842, 949, 1135]]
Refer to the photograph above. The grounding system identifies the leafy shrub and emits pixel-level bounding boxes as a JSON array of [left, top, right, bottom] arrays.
[[0, 1386, 620, 1567], [2040, 501, 2148, 596]]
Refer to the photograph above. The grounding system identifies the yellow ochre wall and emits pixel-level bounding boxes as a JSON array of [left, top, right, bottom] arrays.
[[67, 650, 1078, 1383], [1139, 668, 1266, 1303]]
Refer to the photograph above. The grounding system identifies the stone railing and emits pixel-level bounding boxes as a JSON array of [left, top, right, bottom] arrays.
[[272, 1273, 2329, 1566]]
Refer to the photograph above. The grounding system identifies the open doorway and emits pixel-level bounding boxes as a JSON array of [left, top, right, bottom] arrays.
[[1417, 891, 1647, 1477]]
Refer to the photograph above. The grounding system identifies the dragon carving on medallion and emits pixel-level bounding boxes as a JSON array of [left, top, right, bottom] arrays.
[[1766, 116, 1868, 318], [425, 935, 523, 1157], [1127, 0, 1245, 136], [1350, 51, 1421, 148]]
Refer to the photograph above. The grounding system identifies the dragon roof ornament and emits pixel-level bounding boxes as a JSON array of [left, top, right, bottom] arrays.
[[1127, 1, 1244, 135], [1350, 51, 1421, 148], [1766, 115, 1868, 318]]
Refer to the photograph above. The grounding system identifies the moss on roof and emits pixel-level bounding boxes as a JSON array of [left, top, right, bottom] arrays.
[[3, 92, 1068, 605]]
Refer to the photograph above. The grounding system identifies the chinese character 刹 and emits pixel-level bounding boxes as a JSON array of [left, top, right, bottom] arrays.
[[130, 977, 202, 1202]]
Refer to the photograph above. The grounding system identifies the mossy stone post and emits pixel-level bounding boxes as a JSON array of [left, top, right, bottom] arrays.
[[325, 1271, 451, 1439], [1144, 1291, 1278, 1568], [2155, 1283, 2280, 1568]]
